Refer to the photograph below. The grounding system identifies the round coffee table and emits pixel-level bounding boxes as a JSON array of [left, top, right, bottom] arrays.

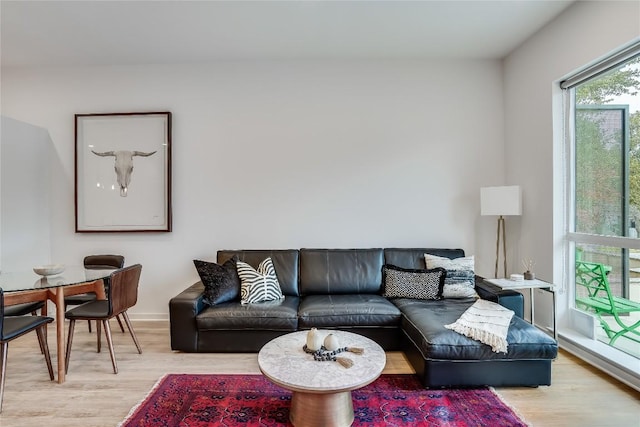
[[258, 330, 386, 427]]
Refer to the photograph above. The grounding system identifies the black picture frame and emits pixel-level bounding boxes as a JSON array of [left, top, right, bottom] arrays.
[[75, 111, 172, 232]]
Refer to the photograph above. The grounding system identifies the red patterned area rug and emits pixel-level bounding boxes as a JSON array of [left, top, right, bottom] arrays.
[[119, 374, 528, 427]]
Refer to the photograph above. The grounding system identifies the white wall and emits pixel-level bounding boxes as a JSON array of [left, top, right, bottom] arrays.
[[0, 116, 52, 271], [504, 2, 640, 321], [1, 60, 505, 318]]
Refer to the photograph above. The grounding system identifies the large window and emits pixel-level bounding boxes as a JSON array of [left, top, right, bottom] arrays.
[[564, 44, 640, 360]]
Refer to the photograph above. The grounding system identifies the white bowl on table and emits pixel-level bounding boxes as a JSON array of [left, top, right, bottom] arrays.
[[33, 264, 65, 277]]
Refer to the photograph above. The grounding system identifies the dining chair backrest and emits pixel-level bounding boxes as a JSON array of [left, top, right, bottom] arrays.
[[84, 255, 125, 270], [107, 264, 142, 316]]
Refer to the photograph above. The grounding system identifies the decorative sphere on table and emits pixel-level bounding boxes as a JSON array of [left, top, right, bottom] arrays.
[[324, 333, 340, 351]]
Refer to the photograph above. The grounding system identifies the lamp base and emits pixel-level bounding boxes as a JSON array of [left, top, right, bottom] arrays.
[[494, 215, 507, 278]]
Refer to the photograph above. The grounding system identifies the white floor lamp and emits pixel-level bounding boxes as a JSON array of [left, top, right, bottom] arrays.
[[481, 186, 522, 278]]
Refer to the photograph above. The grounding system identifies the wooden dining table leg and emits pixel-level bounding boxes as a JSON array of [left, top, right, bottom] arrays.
[[3, 277, 109, 385], [94, 279, 106, 301], [54, 288, 66, 384], [52, 279, 107, 384], [38, 279, 107, 384]]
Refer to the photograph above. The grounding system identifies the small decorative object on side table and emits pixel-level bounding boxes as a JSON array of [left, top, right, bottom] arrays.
[[522, 258, 535, 280]]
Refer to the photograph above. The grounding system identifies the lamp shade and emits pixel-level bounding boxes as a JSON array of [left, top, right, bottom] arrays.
[[480, 185, 522, 216]]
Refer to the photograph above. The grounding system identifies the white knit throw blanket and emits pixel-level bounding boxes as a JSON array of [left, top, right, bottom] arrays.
[[444, 299, 515, 353]]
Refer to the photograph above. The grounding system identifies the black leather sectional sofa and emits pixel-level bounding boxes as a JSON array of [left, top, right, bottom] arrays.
[[170, 248, 558, 388]]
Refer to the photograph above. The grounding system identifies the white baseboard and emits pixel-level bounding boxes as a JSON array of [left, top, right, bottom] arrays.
[[47, 308, 169, 322]]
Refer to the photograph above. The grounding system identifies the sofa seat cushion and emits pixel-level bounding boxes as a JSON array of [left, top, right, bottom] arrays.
[[196, 297, 299, 331], [393, 298, 557, 361], [298, 294, 401, 328]]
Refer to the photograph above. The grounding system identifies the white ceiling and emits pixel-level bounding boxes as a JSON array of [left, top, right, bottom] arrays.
[[1, 0, 574, 67]]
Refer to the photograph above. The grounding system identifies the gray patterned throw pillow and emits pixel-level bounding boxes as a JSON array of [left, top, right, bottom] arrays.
[[424, 254, 478, 299], [383, 265, 446, 300]]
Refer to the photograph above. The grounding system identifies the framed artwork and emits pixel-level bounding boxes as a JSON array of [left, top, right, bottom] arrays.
[[75, 112, 172, 232]]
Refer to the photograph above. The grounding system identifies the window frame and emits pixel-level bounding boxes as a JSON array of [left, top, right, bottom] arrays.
[[561, 42, 640, 375]]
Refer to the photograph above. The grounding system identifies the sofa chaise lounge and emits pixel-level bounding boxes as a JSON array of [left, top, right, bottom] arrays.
[[170, 248, 558, 388]]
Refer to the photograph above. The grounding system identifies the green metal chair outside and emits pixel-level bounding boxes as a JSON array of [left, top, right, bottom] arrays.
[[575, 260, 640, 345]]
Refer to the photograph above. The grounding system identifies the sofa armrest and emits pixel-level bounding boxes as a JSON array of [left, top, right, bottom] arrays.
[[169, 282, 206, 352], [475, 276, 524, 319]]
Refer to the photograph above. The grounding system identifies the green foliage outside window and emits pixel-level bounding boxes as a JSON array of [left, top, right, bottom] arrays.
[[575, 58, 640, 236]]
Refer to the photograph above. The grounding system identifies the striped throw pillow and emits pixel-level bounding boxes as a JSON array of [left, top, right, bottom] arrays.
[[237, 258, 284, 304]]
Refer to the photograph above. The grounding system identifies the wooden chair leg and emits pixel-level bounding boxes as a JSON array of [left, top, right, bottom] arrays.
[[0, 341, 8, 413], [36, 326, 54, 381], [103, 320, 117, 374], [116, 315, 126, 333], [31, 311, 45, 355], [35, 327, 46, 356], [122, 311, 142, 354], [96, 320, 101, 353], [65, 319, 76, 375], [40, 305, 48, 355], [87, 320, 92, 333]]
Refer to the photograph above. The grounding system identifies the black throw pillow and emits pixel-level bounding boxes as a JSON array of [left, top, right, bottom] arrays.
[[382, 264, 446, 300], [193, 256, 240, 306]]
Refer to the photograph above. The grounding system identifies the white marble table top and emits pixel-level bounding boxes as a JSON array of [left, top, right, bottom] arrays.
[[485, 278, 555, 290], [258, 330, 386, 394]]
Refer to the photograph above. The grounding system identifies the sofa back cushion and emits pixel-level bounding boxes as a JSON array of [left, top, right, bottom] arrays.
[[217, 250, 300, 296], [299, 248, 384, 295], [383, 248, 466, 270]]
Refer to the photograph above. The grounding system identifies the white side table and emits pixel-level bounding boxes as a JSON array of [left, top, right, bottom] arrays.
[[485, 278, 557, 341]]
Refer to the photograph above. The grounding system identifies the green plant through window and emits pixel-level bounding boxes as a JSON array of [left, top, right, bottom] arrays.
[[575, 58, 640, 237]]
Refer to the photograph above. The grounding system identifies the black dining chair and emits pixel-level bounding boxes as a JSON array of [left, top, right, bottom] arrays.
[[3, 301, 45, 317], [3, 301, 47, 355], [3, 286, 48, 352], [65, 264, 142, 374], [64, 254, 125, 333], [0, 289, 54, 412]]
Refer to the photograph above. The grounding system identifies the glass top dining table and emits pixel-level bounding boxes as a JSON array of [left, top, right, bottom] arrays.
[[0, 266, 115, 292], [0, 265, 117, 384]]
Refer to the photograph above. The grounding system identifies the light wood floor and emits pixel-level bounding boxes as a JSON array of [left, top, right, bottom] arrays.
[[0, 321, 638, 427]]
